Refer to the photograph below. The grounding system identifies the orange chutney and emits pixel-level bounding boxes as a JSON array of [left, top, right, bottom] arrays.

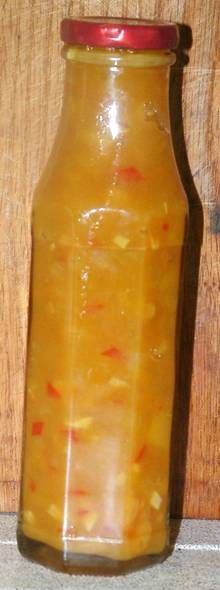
[[18, 19, 188, 573]]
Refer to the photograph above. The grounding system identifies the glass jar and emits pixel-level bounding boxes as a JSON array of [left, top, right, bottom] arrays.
[[17, 18, 188, 574]]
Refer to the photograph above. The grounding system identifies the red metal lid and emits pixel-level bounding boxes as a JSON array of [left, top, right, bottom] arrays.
[[61, 18, 179, 50]]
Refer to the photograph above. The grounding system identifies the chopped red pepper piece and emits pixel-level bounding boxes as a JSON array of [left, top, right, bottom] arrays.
[[112, 397, 125, 405], [56, 252, 68, 263], [118, 166, 144, 183], [61, 428, 80, 443], [126, 526, 136, 539], [101, 347, 125, 360], [134, 444, 147, 463], [84, 302, 105, 314], [78, 509, 89, 516], [47, 382, 61, 399], [32, 421, 44, 436], [29, 479, 37, 492], [162, 222, 169, 231], [69, 489, 89, 497]]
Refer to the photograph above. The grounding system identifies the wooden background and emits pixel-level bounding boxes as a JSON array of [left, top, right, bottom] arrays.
[[0, 1, 219, 518]]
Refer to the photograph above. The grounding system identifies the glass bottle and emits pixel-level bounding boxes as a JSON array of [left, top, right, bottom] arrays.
[[17, 18, 188, 574]]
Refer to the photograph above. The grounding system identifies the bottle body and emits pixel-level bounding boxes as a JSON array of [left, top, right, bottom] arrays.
[[18, 46, 188, 572]]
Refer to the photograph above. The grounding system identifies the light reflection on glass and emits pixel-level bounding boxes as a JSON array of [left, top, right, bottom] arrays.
[[108, 101, 120, 139]]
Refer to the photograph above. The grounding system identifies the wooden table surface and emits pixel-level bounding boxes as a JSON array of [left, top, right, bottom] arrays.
[[0, 1, 219, 517]]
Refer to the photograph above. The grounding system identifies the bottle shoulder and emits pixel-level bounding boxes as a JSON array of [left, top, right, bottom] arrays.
[[34, 153, 188, 217], [33, 166, 187, 251]]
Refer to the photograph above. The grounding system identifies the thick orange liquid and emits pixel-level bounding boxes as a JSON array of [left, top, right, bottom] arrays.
[[18, 47, 188, 568]]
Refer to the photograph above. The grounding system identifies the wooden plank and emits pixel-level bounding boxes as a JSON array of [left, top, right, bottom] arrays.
[[0, 1, 219, 516], [0, 516, 220, 588]]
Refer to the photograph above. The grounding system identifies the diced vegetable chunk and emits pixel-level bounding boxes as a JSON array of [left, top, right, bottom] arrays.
[[149, 236, 160, 250], [101, 347, 125, 360], [162, 223, 169, 231], [113, 235, 130, 249], [31, 421, 44, 436], [83, 302, 105, 314], [29, 479, 37, 492], [61, 428, 80, 442], [47, 382, 61, 399], [23, 510, 35, 525], [69, 489, 89, 497], [108, 377, 128, 388], [118, 166, 144, 182], [78, 509, 89, 517], [66, 416, 93, 430], [150, 491, 162, 510], [82, 511, 98, 532], [134, 444, 147, 463], [47, 504, 62, 521]]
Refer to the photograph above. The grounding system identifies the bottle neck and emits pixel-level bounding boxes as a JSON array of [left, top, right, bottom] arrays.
[[60, 47, 174, 146]]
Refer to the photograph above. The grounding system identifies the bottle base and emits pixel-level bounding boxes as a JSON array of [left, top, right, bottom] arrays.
[[17, 529, 169, 575]]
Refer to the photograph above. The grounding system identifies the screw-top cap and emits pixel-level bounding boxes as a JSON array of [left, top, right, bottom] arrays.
[[61, 18, 179, 50]]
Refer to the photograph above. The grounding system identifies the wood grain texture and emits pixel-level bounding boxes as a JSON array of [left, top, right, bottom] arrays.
[[0, 0, 219, 516]]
